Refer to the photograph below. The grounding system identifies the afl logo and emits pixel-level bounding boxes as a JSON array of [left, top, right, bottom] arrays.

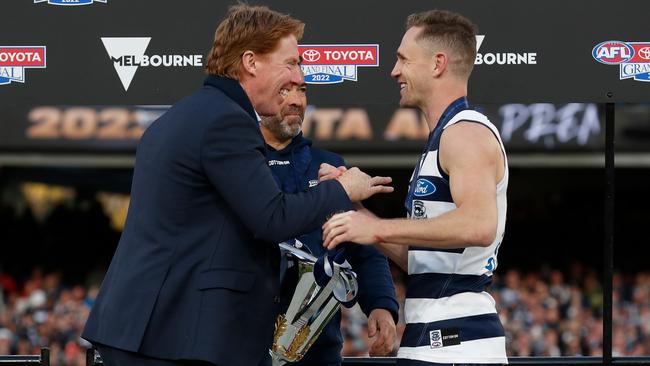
[[414, 179, 436, 197], [592, 41, 634, 65], [302, 49, 320, 62]]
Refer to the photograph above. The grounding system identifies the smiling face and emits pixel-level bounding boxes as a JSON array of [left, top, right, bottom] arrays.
[[246, 35, 303, 116], [390, 26, 436, 109], [260, 81, 307, 142]]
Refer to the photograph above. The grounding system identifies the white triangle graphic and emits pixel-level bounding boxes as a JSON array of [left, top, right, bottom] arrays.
[[101, 37, 151, 91], [475, 35, 485, 52]]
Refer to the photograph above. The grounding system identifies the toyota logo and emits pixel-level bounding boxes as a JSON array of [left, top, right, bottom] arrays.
[[638, 47, 650, 60], [302, 49, 320, 62]]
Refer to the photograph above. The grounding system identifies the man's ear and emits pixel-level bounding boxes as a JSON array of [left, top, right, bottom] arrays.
[[432, 52, 448, 77], [242, 50, 257, 76]]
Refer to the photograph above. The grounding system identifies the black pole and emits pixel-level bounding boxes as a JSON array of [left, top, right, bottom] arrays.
[[86, 348, 96, 366], [604, 102, 615, 366], [40, 347, 50, 366]]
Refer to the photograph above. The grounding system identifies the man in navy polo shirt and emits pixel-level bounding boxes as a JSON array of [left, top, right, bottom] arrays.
[[260, 81, 399, 366]]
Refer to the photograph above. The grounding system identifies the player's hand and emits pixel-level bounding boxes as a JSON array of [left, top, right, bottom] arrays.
[[322, 210, 382, 249], [368, 308, 396, 356]]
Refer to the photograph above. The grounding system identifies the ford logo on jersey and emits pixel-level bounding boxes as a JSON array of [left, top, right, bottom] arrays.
[[414, 179, 436, 197]]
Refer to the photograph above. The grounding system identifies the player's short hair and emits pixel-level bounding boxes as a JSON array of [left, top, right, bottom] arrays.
[[406, 10, 478, 79]]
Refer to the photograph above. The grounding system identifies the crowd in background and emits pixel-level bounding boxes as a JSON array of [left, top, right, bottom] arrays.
[[0, 269, 93, 366], [1, 188, 650, 364], [2, 264, 650, 364]]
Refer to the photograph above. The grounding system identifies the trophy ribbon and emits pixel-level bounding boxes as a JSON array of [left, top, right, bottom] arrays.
[[270, 241, 358, 365]]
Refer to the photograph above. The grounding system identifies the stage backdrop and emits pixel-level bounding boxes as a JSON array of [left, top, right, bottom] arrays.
[[0, 0, 648, 154]]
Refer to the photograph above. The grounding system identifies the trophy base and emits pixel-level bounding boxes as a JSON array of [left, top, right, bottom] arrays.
[[269, 352, 288, 366]]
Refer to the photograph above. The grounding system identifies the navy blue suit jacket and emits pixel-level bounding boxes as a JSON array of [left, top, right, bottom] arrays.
[[266, 135, 399, 365], [82, 76, 352, 366]]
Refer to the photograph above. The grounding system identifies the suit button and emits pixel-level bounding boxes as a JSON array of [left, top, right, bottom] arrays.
[[273, 296, 281, 303]]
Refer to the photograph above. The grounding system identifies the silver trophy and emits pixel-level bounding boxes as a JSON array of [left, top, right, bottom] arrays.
[[270, 241, 358, 366]]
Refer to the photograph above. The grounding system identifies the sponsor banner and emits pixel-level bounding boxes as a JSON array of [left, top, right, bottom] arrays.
[[0, 105, 166, 151], [593, 40, 650, 83], [475, 35, 538, 65], [0, 46, 46, 85], [34, 0, 106, 5], [620, 43, 650, 82], [101, 37, 203, 91], [1, 0, 649, 104], [299, 44, 379, 84], [0, 103, 613, 153]]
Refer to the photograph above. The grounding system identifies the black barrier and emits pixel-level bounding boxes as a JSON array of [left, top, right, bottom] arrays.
[[84, 348, 650, 366], [0, 347, 49, 366]]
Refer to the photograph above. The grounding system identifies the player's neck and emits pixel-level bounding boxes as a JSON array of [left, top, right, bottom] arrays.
[[422, 83, 467, 131]]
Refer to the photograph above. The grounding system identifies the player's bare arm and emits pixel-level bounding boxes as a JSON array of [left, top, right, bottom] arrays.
[[323, 121, 504, 252]]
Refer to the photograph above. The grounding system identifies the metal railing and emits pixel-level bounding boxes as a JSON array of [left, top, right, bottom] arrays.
[[83, 348, 650, 366], [0, 348, 49, 365], [7, 349, 650, 366], [342, 357, 650, 366]]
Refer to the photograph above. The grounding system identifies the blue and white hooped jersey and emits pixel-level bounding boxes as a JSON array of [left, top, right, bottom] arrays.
[[397, 98, 509, 364]]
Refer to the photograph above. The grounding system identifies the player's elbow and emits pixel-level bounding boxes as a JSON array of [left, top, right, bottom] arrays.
[[465, 223, 496, 247]]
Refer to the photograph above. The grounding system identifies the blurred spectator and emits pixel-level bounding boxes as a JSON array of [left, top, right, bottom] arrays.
[[0, 328, 13, 355]]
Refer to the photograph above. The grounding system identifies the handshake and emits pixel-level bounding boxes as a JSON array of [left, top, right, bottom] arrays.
[[319, 163, 393, 202]]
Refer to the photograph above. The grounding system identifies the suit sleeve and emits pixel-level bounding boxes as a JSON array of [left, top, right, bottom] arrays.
[[200, 111, 353, 243], [349, 244, 400, 323], [332, 154, 345, 168]]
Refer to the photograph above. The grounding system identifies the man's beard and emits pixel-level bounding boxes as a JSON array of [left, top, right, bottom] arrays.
[[279, 118, 302, 140], [261, 115, 302, 141]]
